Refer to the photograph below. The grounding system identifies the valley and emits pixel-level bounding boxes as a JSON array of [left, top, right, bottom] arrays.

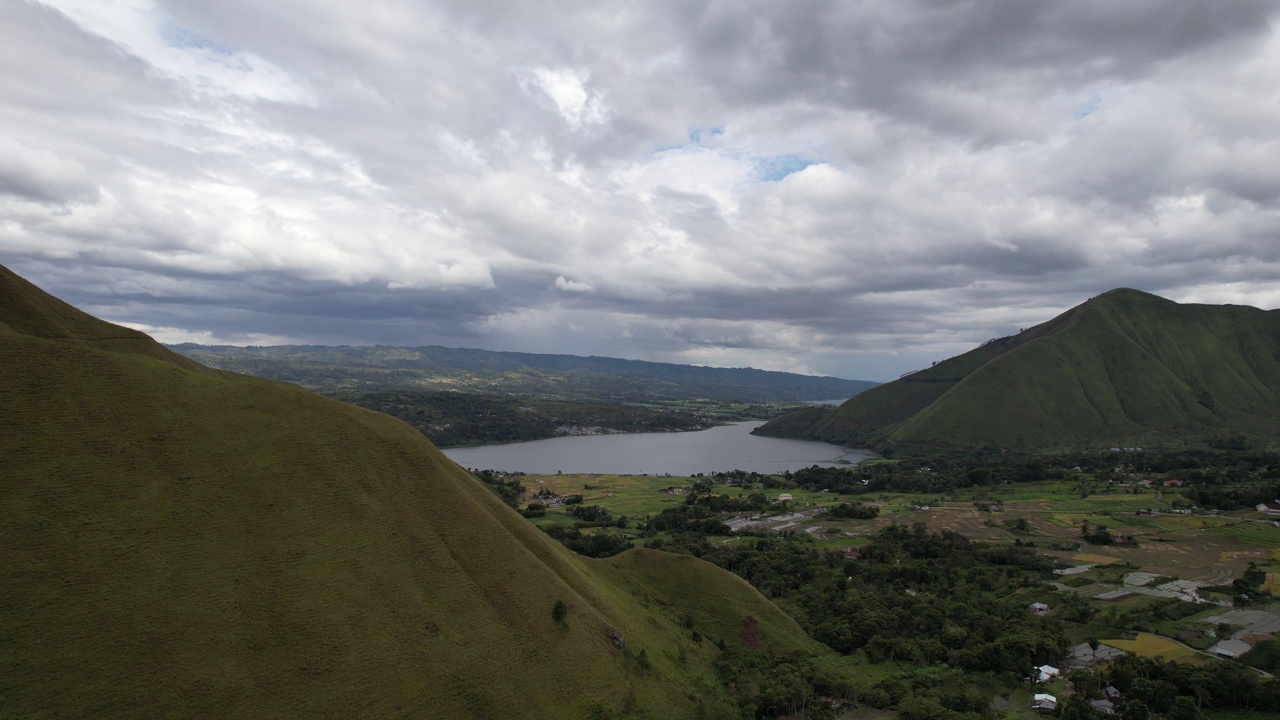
[[5, 263, 1280, 720], [498, 459, 1280, 717]]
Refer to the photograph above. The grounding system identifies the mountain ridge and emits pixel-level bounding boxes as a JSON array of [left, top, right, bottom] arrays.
[[757, 289, 1280, 451], [171, 342, 878, 403]]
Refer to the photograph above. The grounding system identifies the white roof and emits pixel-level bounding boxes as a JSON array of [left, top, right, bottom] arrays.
[[1210, 639, 1252, 657], [1037, 664, 1059, 674], [1034, 693, 1057, 702]]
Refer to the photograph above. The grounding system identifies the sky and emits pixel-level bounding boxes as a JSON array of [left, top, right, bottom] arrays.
[[3, 1, 1280, 382]]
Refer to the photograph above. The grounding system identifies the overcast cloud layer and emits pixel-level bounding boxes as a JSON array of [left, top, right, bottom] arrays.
[[4, 1, 1280, 381]]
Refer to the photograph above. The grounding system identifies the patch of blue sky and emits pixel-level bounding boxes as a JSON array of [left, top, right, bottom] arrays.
[[1074, 90, 1102, 119], [687, 126, 726, 144], [161, 21, 231, 56], [755, 154, 816, 182]]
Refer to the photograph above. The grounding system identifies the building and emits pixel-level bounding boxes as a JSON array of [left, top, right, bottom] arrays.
[[1091, 699, 1117, 715], [1209, 639, 1252, 658], [1256, 502, 1280, 515], [1032, 694, 1057, 712], [1036, 664, 1059, 683], [777, 493, 793, 502], [1028, 602, 1050, 613]]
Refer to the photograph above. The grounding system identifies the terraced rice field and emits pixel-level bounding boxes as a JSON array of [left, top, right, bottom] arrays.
[[1072, 553, 1123, 565], [1206, 521, 1280, 547]]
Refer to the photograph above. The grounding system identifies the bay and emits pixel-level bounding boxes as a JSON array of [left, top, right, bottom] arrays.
[[441, 421, 874, 475]]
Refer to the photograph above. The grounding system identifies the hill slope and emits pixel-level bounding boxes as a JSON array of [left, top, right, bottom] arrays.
[[172, 343, 877, 403], [758, 289, 1280, 451], [0, 264, 816, 719]]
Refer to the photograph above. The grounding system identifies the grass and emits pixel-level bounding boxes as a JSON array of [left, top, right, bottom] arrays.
[[796, 288, 1280, 451], [1100, 633, 1195, 660], [524, 473, 842, 519], [0, 264, 823, 719]]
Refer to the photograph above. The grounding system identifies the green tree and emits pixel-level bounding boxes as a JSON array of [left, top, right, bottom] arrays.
[[551, 599, 568, 624], [1122, 700, 1149, 720], [1169, 696, 1203, 720]]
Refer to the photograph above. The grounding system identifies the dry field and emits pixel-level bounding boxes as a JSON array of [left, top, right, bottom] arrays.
[[1101, 632, 1195, 660]]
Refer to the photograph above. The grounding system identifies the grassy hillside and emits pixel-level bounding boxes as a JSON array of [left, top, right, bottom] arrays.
[[758, 289, 1280, 452], [0, 264, 814, 719]]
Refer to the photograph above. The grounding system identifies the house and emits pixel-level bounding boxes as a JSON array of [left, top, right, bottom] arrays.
[[1256, 502, 1280, 515], [1104, 686, 1122, 700], [1036, 664, 1059, 683], [841, 549, 861, 559], [777, 493, 793, 502], [1210, 639, 1252, 658], [1091, 699, 1117, 715], [1162, 479, 1184, 487], [1032, 694, 1057, 712], [1028, 602, 1050, 613]]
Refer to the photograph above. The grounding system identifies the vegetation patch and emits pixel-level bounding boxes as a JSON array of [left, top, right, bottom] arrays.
[[1100, 632, 1194, 660]]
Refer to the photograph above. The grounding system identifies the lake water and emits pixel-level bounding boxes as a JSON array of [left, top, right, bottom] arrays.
[[442, 421, 875, 475]]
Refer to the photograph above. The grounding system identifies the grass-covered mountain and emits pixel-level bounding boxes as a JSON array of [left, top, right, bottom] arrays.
[[0, 264, 819, 719], [758, 289, 1280, 452], [173, 343, 876, 403]]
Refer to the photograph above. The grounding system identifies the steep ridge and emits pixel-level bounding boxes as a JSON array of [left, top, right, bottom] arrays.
[[0, 264, 221, 376], [758, 289, 1280, 451], [0, 264, 809, 719]]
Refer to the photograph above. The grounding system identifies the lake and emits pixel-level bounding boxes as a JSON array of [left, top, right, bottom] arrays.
[[441, 421, 875, 475]]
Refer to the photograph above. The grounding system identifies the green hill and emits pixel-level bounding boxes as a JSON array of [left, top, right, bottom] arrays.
[[0, 264, 815, 719], [757, 289, 1280, 451]]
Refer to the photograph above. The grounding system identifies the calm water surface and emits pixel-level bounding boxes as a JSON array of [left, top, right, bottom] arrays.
[[442, 421, 875, 475]]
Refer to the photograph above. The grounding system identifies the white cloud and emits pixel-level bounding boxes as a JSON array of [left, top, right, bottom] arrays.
[[113, 321, 306, 347], [3, 0, 1280, 382], [553, 275, 594, 292], [36, 0, 313, 104], [525, 67, 610, 131]]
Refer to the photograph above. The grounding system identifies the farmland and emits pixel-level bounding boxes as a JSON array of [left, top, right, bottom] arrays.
[[514, 472, 1280, 588]]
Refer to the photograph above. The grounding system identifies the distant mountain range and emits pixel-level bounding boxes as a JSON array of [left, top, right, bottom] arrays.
[[758, 289, 1280, 452], [0, 263, 817, 717], [171, 343, 878, 403]]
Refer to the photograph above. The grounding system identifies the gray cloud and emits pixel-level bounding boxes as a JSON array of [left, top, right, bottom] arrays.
[[2, 0, 1280, 381]]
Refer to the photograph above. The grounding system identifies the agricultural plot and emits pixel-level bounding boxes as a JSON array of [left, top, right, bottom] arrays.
[[518, 475, 1276, 591], [1100, 633, 1195, 660], [1199, 609, 1280, 638], [1205, 521, 1280, 547]]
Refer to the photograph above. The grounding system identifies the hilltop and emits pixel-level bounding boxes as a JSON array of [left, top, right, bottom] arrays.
[[0, 264, 817, 719], [173, 343, 877, 403], [757, 289, 1280, 451]]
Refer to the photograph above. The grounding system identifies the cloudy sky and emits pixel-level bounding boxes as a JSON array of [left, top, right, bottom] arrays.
[[3, 0, 1280, 381]]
